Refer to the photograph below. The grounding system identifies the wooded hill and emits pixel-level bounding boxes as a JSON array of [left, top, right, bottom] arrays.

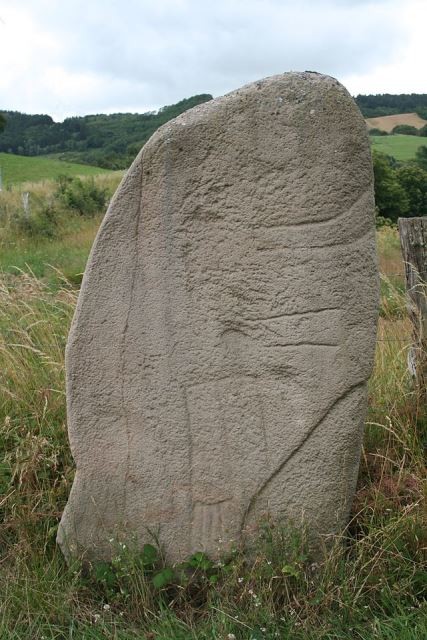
[[355, 93, 427, 118], [0, 94, 212, 170], [1, 92, 427, 170]]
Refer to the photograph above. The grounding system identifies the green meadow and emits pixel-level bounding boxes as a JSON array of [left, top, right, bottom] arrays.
[[370, 134, 427, 161], [0, 152, 110, 186]]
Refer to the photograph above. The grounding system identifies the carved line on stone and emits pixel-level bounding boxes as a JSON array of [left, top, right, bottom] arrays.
[[221, 325, 340, 348], [256, 187, 370, 229], [191, 500, 230, 549], [270, 342, 340, 348], [259, 398, 270, 472], [256, 226, 373, 252], [242, 307, 340, 322], [183, 388, 194, 538], [120, 168, 143, 515], [254, 311, 340, 346], [241, 381, 365, 528]]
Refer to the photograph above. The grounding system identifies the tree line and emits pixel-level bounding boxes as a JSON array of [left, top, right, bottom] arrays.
[[0, 95, 213, 169], [356, 93, 427, 118]]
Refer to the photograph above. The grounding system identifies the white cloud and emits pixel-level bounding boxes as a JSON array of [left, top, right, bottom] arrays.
[[0, 0, 424, 120], [341, 0, 426, 95]]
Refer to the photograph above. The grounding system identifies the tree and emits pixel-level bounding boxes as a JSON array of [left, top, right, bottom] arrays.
[[392, 124, 418, 136], [396, 165, 427, 216], [372, 151, 410, 221], [415, 145, 427, 171], [0, 113, 5, 133], [368, 127, 388, 136]]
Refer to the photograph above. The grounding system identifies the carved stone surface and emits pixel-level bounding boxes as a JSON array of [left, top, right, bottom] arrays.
[[57, 72, 379, 563]]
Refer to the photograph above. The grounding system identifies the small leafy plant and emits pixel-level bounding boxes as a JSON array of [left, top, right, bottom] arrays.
[[89, 540, 225, 605], [56, 175, 107, 217]]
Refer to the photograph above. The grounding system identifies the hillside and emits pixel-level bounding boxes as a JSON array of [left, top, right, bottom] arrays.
[[0, 95, 213, 170], [366, 112, 427, 133], [0, 152, 109, 186]]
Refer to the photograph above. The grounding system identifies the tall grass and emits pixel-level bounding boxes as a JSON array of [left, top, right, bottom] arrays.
[[0, 173, 123, 284], [0, 228, 425, 639]]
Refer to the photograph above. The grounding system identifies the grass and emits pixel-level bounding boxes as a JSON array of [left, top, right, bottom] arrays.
[[0, 211, 426, 638], [0, 173, 123, 285], [0, 216, 102, 285], [0, 152, 111, 186], [370, 135, 427, 162]]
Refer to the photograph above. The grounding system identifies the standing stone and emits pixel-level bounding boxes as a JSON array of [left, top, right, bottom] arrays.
[[58, 72, 378, 563]]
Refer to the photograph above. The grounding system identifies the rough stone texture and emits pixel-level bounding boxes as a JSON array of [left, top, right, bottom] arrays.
[[57, 72, 379, 563]]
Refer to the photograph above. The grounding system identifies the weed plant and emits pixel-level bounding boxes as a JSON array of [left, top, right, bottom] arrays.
[[0, 229, 425, 639]]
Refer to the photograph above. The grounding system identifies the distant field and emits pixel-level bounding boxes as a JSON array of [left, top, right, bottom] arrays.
[[0, 152, 109, 186], [370, 134, 426, 161], [366, 112, 427, 132]]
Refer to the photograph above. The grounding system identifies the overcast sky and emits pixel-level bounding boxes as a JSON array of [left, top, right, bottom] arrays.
[[0, 0, 425, 121]]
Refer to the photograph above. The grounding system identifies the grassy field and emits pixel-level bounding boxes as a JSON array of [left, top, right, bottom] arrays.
[[0, 188, 426, 638], [370, 134, 427, 161], [0, 152, 110, 186]]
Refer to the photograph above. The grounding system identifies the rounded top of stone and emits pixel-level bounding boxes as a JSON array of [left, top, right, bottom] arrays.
[[141, 71, 356, 161]]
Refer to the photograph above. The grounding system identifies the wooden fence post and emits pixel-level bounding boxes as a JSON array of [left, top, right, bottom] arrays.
[[398, 217, 427, 396], [22, 191, 30, 219]]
